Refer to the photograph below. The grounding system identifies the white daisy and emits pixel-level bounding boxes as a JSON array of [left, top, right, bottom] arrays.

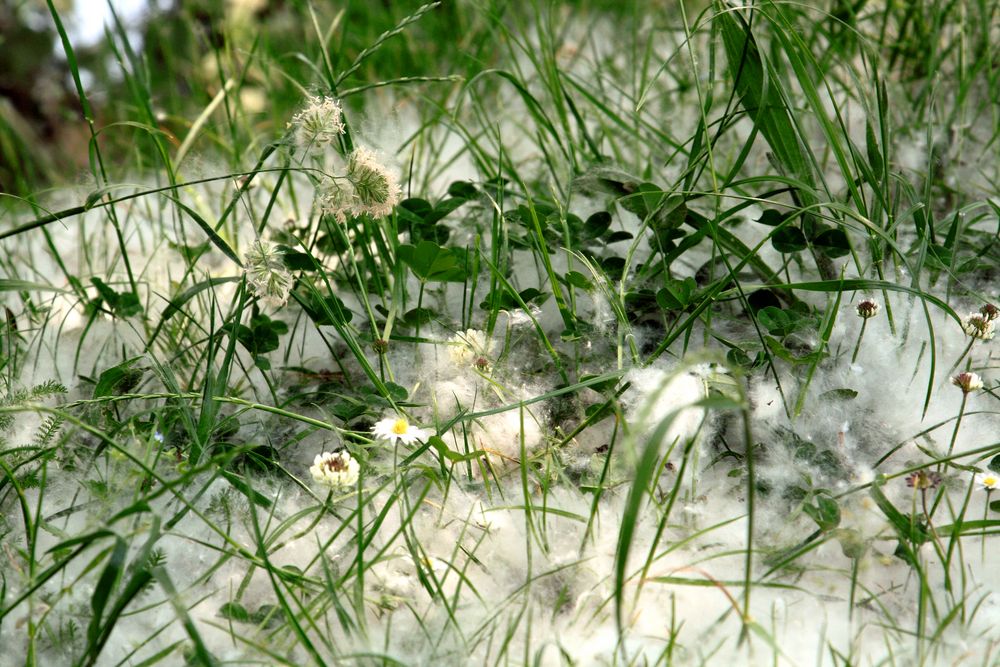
[[310, 451, 360, 489], [976, 472, 1000, 491], [372, 417, 432, 445]]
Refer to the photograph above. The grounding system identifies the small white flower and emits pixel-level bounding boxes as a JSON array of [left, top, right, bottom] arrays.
[[372, 417, 432, 445], [289, 95, 345, 152], [951, 371, 984, 394], [346, 146, 400, 219], [962, 312, 995, 340], [855, 298, 879, 319], [244, 240, 293, 308], [310, 451, 360, 489], [976, 472, 1000, 491], [447, 329, 495, 369]]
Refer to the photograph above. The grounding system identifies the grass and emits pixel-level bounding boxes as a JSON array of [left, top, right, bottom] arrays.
[[1, 0, 999, 664]]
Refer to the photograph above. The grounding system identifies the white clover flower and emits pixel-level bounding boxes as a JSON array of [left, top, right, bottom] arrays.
[[372, 417, 432, 445], [447, 329, 495, 369], [962, 312, 995, 340], [855, 298, 879, 319], [951, 371, 984, 394], [976, 472, 1000, 491], [310, 451, 360, 489], [289, 95, 345, 152], [244, 240, 293, 308], [346, 146, 400, 219]]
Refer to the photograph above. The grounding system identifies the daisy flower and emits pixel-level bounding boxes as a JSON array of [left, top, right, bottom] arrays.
[[310, 451, 360, 489], [372, 417, 432, 445], [976, 472, 1000, 491]]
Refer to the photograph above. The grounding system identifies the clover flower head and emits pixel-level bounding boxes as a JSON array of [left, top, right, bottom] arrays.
[[310, 451, 360, 489], [951, 371, 983, 394], [289, 95, 345, 152], [856, 298, 879, 319], [244, 240, 293, 308], [346, 146, 400, 219], [372, 417, 432, 445], [905, 469, 943, 490], [976, 471, 1000, 491], [447, 329, 495, 369], [962, 312, 995, 340], [981, 303, 999, 322]]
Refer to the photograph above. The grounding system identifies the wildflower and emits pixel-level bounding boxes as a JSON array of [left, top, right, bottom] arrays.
[[951, 372, 983, 394], [310, 451, 360, 489], [244, 240, 294, 308], [981, 303, 999, 322], [961, 312, 995, 341], [905, 470, 943, 490], [289, 95, 345, 152], [153, 430, 165, 444], [855, 298, 879, 319], [317, 177, 356, 223], [447, 329, 495, 368], [346, 146, 400, 219], [372, 338, 390, 355], [976, 472, 1000, 491], [372, 417, 432, 445]]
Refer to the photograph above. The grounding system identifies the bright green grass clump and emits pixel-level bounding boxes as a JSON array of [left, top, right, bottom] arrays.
[[0, 1, 998, 665]]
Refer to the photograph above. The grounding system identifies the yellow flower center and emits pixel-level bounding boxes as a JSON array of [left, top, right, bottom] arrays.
[[985, 476, 998, 487], [392, 418, 409, 435]]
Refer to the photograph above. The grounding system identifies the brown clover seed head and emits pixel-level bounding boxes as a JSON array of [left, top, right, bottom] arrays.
[[951, 372, 983, 394], [856, 298, 879, 319], [905, 470, 943, 490], [474, 356, 489, 371], [981, 303, 999, 322], [324, 455, 347, 473], [372, 338, 389, 354]]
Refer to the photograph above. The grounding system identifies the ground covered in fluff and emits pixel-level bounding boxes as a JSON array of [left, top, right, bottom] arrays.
[[1, 1, 999, 665]]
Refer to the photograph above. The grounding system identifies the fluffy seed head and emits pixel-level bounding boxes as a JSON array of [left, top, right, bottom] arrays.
[[289, 95, 345, 152], [244, 240, 293, 308], [346, 147, 400, 219]]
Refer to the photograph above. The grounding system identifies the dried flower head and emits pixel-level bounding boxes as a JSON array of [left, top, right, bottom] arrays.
[[372, 417, 432, 446], [981, 303, 999, 322], [447, 329, 495, 368], [310, 451, 360, 488], [855, 298, 879, 319], [961, 312, 996, 340], [346, 146, 400, 219], [905, 470, 943, 490], [951, 372, 984, 394], [976, 471, 1000, 491], [244, 240, 293, 308], [289, 95, 345, 152], [372, 338, 390, 355]]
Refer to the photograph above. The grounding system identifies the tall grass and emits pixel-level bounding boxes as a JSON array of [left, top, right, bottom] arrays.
[[1, 1, 998, 665]]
